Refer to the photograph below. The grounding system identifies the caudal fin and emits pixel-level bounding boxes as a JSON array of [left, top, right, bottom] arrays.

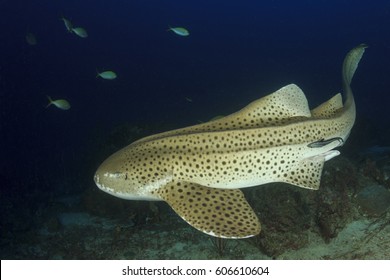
[[343, 43, 368, 86], [341, 44, 367, 111]]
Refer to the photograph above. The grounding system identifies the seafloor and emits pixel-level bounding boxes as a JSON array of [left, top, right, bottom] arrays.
[[1, 122, 390, 260]]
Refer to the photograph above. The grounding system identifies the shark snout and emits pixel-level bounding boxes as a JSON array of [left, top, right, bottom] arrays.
[[93, 172, 102, 188], [93, 152, 124, 191], [94, 163, 130, 200]]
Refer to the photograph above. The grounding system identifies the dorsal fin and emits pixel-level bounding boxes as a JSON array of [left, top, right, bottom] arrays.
[[311, 93, 343, 118], [133, 84, 311, 145], [152, 181, 261, 239], [234, 83, 311, 120]]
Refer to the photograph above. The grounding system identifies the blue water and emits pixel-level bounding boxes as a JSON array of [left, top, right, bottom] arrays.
[[1, 0, 390, 259]]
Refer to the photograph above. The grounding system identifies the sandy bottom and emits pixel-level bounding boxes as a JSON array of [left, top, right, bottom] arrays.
[[2, 202, 389, 260]]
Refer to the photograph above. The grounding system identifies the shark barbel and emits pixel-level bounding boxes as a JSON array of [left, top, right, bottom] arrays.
[[94, 44, 367, 238]]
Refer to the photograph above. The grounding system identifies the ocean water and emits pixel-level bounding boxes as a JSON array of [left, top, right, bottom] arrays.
[[1, 0, 390, 259]]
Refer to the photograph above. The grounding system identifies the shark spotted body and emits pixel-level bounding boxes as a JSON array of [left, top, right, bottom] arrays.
[[94, 44, 367, 239]]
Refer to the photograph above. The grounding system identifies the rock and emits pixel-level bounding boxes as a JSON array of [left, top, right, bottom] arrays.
[[46, 216, 62, 233], [246, 185, 312, 256], [356, 185, 390, 217]]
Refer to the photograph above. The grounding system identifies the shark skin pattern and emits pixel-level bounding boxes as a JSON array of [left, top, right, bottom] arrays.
[[94, 44, 367, 239]]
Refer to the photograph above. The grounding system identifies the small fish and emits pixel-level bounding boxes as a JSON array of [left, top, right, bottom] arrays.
[[185, 97, 193, 102], [168, 26, 189, 36], [46, 96, 71, 110], [307, 137, 344, 148], [96, 70, 117, 80], [60, 17, 73, 33], [25, 32, 37, 45], [72, 27, 88, 38]]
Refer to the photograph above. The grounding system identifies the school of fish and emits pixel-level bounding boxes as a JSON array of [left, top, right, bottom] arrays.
[[40, 18, 189, 109]]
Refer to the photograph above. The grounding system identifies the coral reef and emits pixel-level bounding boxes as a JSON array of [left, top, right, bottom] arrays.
[[247, 157, 363, 256], [315, 157, 360, 242], [246, 185, 312, 256]]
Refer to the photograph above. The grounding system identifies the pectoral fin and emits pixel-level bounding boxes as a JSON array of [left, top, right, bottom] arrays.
[[153, 181, 261, 239], [282, 155, 328, 190]]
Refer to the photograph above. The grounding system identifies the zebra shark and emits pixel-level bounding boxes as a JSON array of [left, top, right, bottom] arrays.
[[94, 44, 367, 238]]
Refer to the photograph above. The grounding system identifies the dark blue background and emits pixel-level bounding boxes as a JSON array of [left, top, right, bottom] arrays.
[[1, 0, 389, 194]]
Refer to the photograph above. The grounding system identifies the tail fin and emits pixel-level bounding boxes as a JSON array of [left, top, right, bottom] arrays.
[[342, 43, 368, 87], [342, 44, 367, 106]]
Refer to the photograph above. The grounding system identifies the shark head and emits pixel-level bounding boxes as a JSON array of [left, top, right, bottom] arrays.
[[94, 44, 367, 238], [94, 146, 173, 201]]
